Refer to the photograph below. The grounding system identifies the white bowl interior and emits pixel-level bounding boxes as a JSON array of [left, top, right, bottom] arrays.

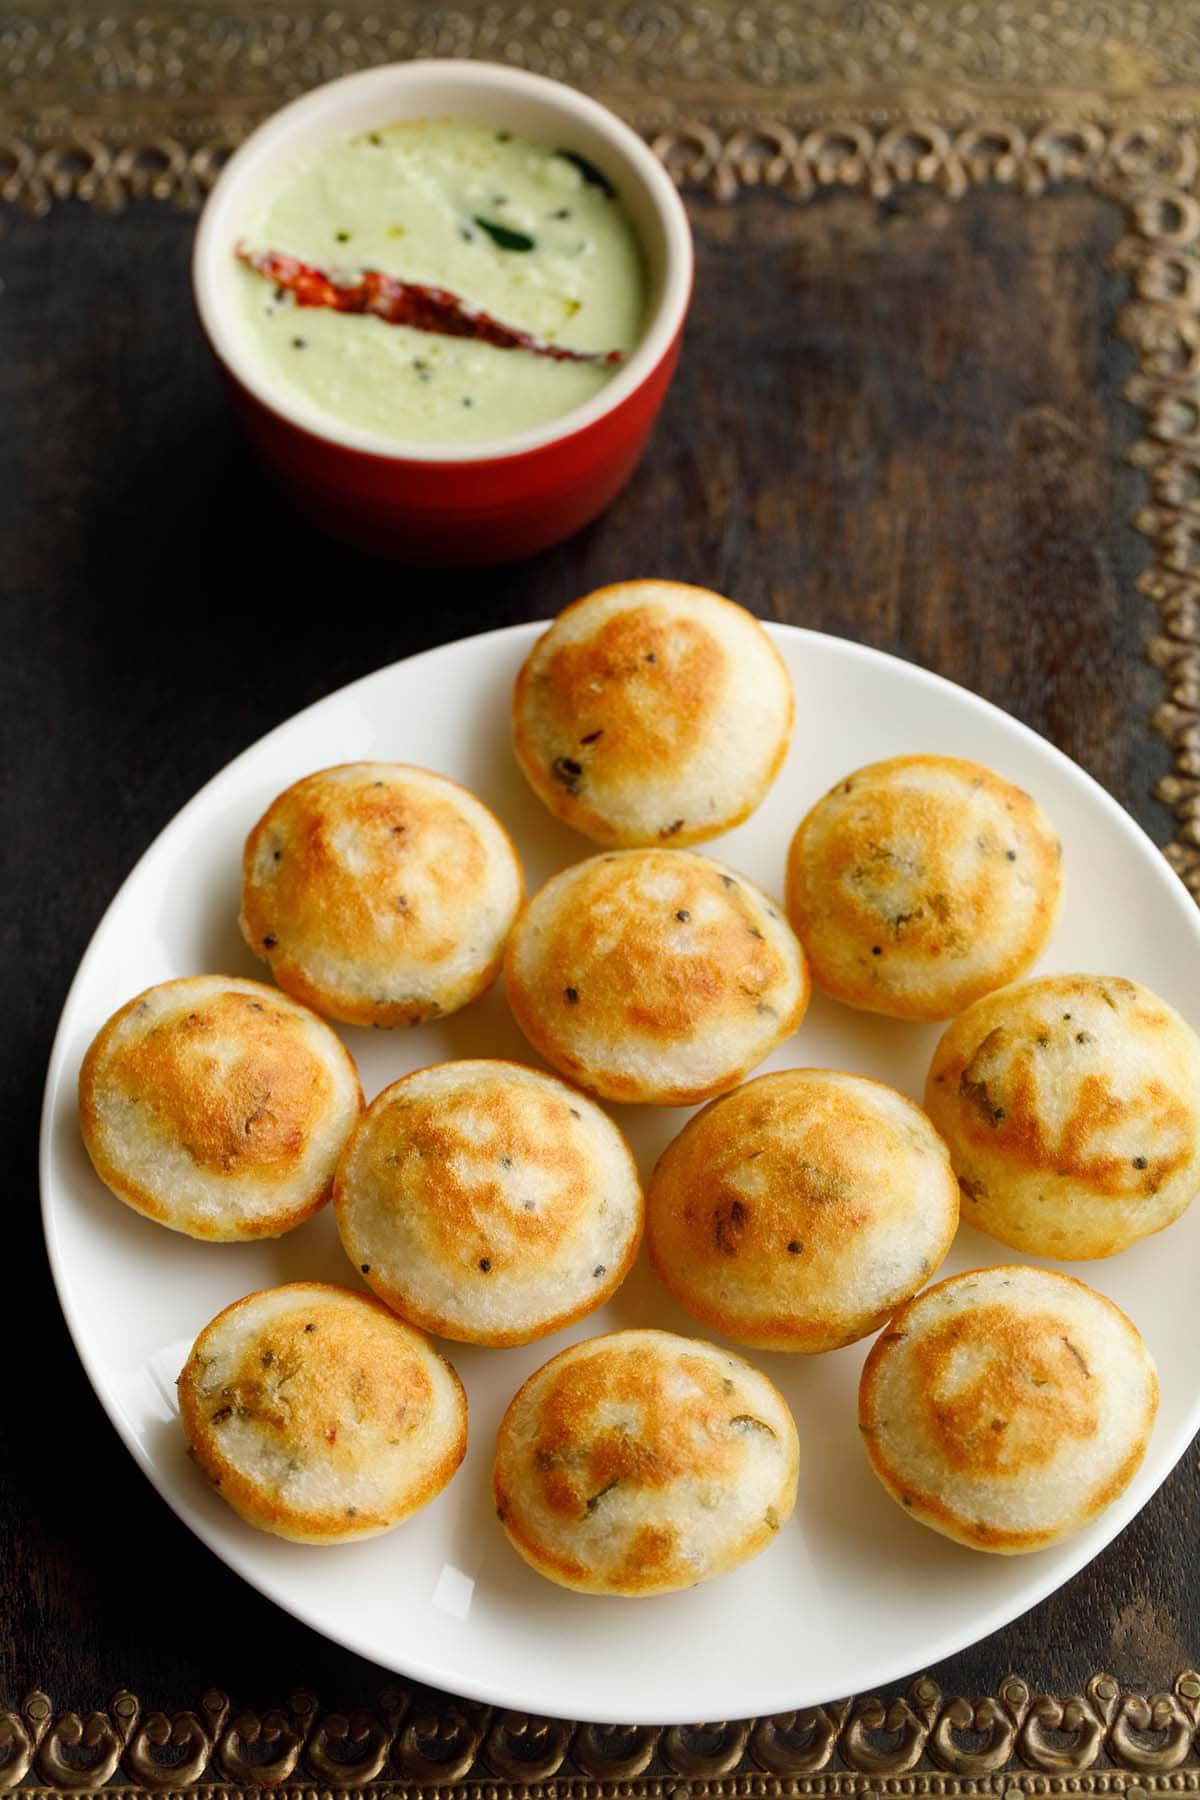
[[193, 62, 693, 463]]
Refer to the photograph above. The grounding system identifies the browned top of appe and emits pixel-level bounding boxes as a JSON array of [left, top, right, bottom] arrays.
[[858, 1266, 1158, 1553], [240, 762, 522, 1028], [333, 1060, 643, 1345], [179, 1283, 468, 1543], [513, 581, 793, 847], [787, 755, 1063, 1020], [78, 975, 363, 1240], [504, 849, 809, 1104], [647, 1068, 958, 1352], [493, 1329, 799, 1594]]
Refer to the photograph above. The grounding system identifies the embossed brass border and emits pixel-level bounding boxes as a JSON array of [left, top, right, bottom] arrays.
[[10, 0, 1200, 128], [3, 1673, 1200, 1790], [3, 102, 1197, 894]]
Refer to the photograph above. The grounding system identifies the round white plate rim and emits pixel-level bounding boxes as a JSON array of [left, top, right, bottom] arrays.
[[38, 620, 1200, 1725]]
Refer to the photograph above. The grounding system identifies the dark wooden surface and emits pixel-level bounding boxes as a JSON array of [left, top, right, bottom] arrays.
[[2, 181, 1192, 1716]]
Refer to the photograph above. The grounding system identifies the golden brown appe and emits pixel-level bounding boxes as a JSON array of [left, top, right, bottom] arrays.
[[786, 755, 1063, 1020], [646, 1069, 958, 1352], [858, 1266, 1158, 1553], [512, 580, 794, 847], [504, 849, 809, 1105], [240, 762, 523, 1029], [333, 1059, 643, 1346], [178, 1283, 467, 1543], [492, 1329, 798, 1594], [78, 975, 363, 1240], [924, 974, 1200, 1258]]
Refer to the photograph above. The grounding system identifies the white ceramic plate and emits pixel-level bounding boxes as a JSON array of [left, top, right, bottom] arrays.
[[40, 623, 1200, 1726]]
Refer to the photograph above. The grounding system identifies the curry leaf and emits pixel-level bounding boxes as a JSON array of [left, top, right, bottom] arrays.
[[473, 216, 536, 252], [557, 149, 616, 196]]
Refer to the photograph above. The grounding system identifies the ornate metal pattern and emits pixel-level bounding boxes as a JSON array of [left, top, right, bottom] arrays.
[[1, 105, 1196, 893], [2, 1675, 1200, 1790], [8, 0, 1200, 133]]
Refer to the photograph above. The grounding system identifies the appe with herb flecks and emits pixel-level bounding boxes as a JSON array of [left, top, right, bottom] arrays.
[[925, 973, 1200, 1259], [786, 755, 1062, 1021], [78, 975, 363, 1240], [858, 1266, 1158, 1553], [240, 762, 523, 1029], [334, 1059, 643, 1346], [493, 1328, 798, 1594], [179, 1282, 467, 1543], [512, 581, 794, 847], [503, 848, 809, 1105], [647, 1069, 958, 1353]]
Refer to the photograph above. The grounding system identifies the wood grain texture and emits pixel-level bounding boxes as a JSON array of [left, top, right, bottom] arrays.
[[0, 180, 1191, 1717]]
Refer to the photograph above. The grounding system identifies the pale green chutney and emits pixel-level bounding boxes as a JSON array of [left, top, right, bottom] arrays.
[[236, 118, 647, 445]]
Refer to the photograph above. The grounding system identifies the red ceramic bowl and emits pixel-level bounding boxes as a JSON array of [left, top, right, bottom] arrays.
[[193, 62, 693, 564]]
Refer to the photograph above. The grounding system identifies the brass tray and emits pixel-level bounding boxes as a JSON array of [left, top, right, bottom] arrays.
[[4, 1672, 1200, 1790]]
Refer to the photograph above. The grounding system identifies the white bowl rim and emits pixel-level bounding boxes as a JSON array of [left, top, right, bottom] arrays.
[[192, 60, 694, 467]]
